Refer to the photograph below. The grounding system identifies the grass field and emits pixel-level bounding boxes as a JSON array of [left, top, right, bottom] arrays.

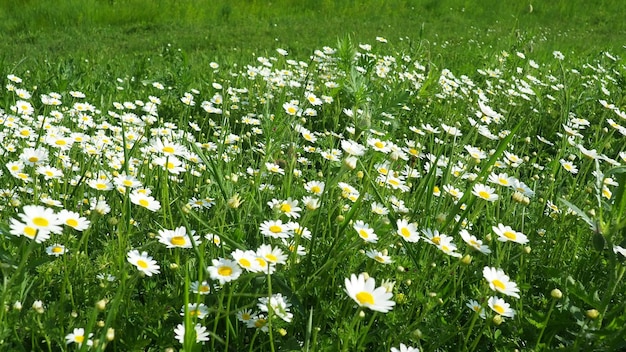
[[0, 1, 625, 351]]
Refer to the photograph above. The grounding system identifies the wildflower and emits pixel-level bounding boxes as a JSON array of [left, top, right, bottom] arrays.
[[436, 236, 462, 258], [256, 243, 288, 266], [304, 180, 325, 195], [158, 226, 200, 248], [459, 229, 491, 254], [466, 299, 486, 319], [341, 139, 367, 156], [174, 323, 210, 344], [207, 258, 242, 285], [127, 250, 160, 276], [345, 273, 395, 313], [232, 249, 262, 272], [371, 202, 389, 215], [396, 219, 420, 243], [260, 219, 292, 239], [472, 183, 499, 201], [353, 220, 378, 243], [302, 196, 320, 210], [57, 209, 91, 231], [258, 293, 293, 322], [483, 267, 520, 298], [265, 162, 285, 175], [487, 296, 515, 318], [18, 205, 63, 236], [559, 159, 578, 174], [190, 281, 211, 295], [391, 343, 420, 352], [129, 190, 161, 212], [247, 314, 269, 332], [365, 249, 393, 264], [65, 328, 93, 347], [46, 243, 66, 256], [237, 309, 258, 324], [283, 101, 299, 115], [492, 223, 529, 244], [268, 198, 302, 219], [20, 147, 49, 166], [181, 303, 209, 319]]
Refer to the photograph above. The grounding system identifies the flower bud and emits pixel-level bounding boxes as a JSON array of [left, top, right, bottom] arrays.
[[492, 314, 504, 325], [586, 309, 599, 319], [106, 328, 115, 341], [551, 289, 562, 299], [96, 299, 108, 311], [461, 254, 472, 265]]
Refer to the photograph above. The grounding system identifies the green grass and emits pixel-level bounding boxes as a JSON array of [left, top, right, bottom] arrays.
[[0, 1, 625, 351]]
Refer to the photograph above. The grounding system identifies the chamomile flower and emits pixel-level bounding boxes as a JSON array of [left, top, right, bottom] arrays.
[[65, 328, 93, 347], [207, 258, 242, 285], [268, 198, 302, 219], [127, 250, 160, 276], [436, 236, 462, 258], [344, 273, 395, 313], [466, 299, 486, 319], [396, 219, 420, 243], [256, 244, 287, 265], [304, 180, 325, 195], [18, 205, 63, 236], [190, 281, 211, 295], [459, 229, 491, 254], [257, 293, 293, 322], [232, 249, 262, 272], [46, 243, 67, 256], [237, 309, 258, 324], [472, 183, 499, 201], [559, 159, 578, 174], [365, 249, 393, 264], [181, 303, 209, 319], [57, 209, 91, 231], [492, 223, 529, 244], [483, 267, 520, 298], [391, 343, 421, 352], [158, 226, 200, 248], [130, 190, 161, 212], [488, 296, 515, 318], [174, 323, 210, 344], [353, 220, 378, 243], [260, 219, 292, 239]]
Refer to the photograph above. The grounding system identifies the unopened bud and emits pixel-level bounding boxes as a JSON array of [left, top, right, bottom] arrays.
[[461, 254, 472, 265], [278, 328, 287, 336], [586, 309, 599, 319], [359, 310, 366, 318], [96, 299, 108, 311], [493, 314, 504, 325], [551, 289, 562, 299]]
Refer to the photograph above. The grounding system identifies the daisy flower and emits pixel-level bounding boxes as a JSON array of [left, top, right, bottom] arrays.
[[232, 249, 262, 272], [174, 323, 210, 344], [127, 250, 160, 276], [492, 223, 529, 244], [190, 281, 212, 295], [488, 296, 516, 318], [268, 198, 302, 219], [181, 303, 209, 319], [157, 226, 200, 248], [472, 183, 499, 202], [256, 244, 287, 266], [345, 273, 395, 313], [466, 299, 486, 319], [353, 220, 378, 243], [257, 293, 293, 322], [57, 209, 91, 231], [65, 328, 93, 347], [341, 139, 367, 156], [237, 309, 258, 324], [396, 219, 420, 243], [391, 343, 421, 352], [436, 236, 462, 258], [459, 229, 491, 254], [560, 159, 578, 174], [18, 205, 63, 236], [365, 249, 393, 264], [483, 266, 520, 298], [207, 258, 242, 285], [304, 180, 325, 195], [9, 218, 50, 243], [260, 219, 292, 238], [46, 243, 66, 256], [130, 190, 161, 212]]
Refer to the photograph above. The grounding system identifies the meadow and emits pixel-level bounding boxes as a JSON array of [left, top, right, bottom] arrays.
[[0, 0, 625, 351]]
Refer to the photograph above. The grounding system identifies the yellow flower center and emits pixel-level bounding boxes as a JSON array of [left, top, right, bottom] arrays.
[[311, 186, 321, 194], [355, 291, 375, 305], [66, 219, 79, 228], [75, 335, 85, 343], [432, 236, 441, 245], [478, 191, 490, 199], [170, 236, 186, 246], [33, 217, 49, 227], [280, 204, 292, 213], [359, 229, 369, 238], [218, 266, 232, 276], [400, 228, 411, 238], [20, 130, 30, 136], [503, 231, 517, 240], [96, 183, 107, 190], [493, 304, 505, 315], [239, 258, 251, 267], [199, 286, 210, 293], [28, 156, 39, 163], [374, 141, 384, 149], [123, 180, 134, 187], [24, 226, 37, 237], [52, 246, 63, 253], [136, 260, 148, 269], [139, 199, 149, 207], [56, 139, 67, 146], [162, 146, 175, 154], [269, 225, 282, 233], [492, 279, 506, 291], [265, 254, 278, 262]]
